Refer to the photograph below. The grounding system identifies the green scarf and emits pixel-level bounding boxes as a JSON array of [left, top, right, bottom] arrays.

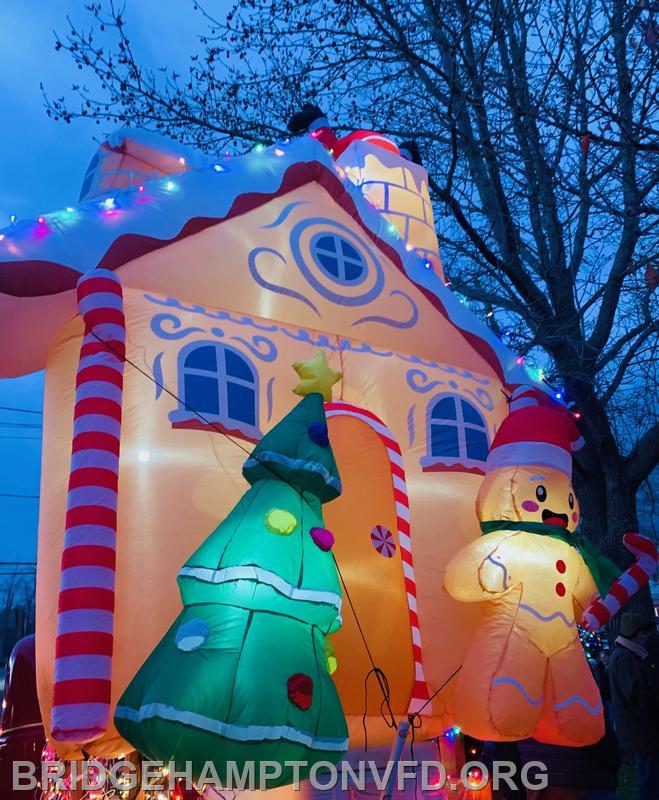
[[480, 520, 621, 598]]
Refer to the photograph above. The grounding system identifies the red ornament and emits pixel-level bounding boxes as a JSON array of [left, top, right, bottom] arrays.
[[287, 673, 313, 710]]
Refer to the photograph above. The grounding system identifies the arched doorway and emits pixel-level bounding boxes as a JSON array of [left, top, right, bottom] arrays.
[[324, 401, 429, 745]]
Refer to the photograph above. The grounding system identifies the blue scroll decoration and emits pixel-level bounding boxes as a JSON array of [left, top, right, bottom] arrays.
[[230, 335, 278, 363], [407, 405, 416, 447], [266, 377, 275, 422], [406, 368, 445, 394], [438, 364, 491, 385], [352, 290, 419, 330], [150, 313, 204, 340], [152, 352, 165, 400], [145, 294, 279, 332], [248, 247, 321, 316], [261, 200, 310, 229], [143, 295, 495, 385], [463, 387, 494, 411]]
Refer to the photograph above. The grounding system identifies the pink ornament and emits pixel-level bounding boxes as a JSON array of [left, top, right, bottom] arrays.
[[310, 526, 334, 551]]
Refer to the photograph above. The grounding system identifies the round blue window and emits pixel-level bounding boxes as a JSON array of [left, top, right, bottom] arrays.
[[310, 233, 368, 285]]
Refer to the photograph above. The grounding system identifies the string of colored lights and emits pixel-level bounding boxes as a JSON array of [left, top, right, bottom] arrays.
[[0, 135, 550, 402]]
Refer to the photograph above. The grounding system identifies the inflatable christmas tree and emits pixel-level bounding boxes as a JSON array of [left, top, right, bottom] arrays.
[[115, 352, 348, 787]]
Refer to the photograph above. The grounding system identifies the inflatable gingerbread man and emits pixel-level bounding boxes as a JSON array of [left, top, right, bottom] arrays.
[[444, 387, 657, 746]]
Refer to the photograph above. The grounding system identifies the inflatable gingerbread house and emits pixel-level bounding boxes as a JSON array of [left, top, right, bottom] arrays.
[[0, 126, 539, 765]]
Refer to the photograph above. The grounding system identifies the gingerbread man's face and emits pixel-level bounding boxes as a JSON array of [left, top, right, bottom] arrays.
[[476, 466, 580, 533]]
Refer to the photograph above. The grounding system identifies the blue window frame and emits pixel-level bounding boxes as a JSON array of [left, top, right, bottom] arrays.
[[170, 342, 260, 440], [421, 394, 489, 472], [310, 232, 368, 284], [79, 153, 100, 199]]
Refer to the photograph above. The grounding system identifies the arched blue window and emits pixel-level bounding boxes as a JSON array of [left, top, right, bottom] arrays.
[[310, 232, 367, 284], [421, 394, 489, 472], [169, 342, 260, 441]]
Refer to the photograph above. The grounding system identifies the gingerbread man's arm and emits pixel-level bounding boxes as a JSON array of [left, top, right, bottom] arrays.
[[444, 530, 519, 602], [571, 554, 598, 625]]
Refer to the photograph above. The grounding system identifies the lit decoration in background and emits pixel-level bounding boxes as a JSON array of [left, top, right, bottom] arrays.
[[114, 354, 348, 788], [39, 742, 221, 799], [38, 746, 117, 800], [38, 750, 208, 799], [466, 765, 484, 788], [444, 385, 655, 746], [579, 625, 609, 659], [442, 725, 461, 740]]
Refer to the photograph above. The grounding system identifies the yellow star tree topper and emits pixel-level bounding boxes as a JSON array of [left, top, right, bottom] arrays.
[[292, 350, 342, 401]]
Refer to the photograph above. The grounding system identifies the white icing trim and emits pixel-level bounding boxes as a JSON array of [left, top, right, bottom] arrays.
[[178, 565, 342, 612], [115, 702, 348, 751], [243, 451, 341, 492]]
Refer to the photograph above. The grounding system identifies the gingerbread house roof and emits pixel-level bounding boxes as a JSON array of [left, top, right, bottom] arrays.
[[0, 129, 535, 388]]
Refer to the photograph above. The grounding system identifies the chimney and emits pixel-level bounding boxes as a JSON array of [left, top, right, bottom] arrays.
[[336, 139, 444, 281]]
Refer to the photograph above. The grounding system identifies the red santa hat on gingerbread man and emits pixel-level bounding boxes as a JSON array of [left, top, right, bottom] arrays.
[[485, 386, 584, 477]]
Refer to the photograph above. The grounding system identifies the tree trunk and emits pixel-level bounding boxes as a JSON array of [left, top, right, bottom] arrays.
[[576, 463, 654, 642]]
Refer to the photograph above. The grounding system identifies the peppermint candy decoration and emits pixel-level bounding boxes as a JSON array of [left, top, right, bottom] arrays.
[[371, 525, 396, 557]]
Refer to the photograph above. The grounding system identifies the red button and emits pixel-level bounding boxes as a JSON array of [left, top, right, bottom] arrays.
[[555, 582, 566, 597], [556, 560, 566, 573]]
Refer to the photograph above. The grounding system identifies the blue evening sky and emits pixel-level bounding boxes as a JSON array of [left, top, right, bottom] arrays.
[[0, 1, 208, 562]]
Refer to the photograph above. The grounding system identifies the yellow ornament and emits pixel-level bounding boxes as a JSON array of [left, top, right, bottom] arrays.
[[264, 508, 298, 535], [324, 640, 338, 675], [292, 350, 342, 402]]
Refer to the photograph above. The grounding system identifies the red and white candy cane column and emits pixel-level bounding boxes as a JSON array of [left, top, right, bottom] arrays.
[[582, 533, 658, 631], [51, 269, 125, 743], [325, 401, 431, 714]]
